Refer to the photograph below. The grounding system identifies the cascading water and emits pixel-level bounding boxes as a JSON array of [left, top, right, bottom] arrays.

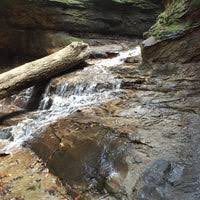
[[0, 46, 141, 153]]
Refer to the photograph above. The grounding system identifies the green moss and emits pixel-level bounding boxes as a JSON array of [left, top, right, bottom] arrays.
[[145, 0, 196, 39], [147, 20, 192, 39]]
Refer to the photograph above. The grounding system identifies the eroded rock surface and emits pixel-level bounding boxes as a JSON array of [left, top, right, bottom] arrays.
[[28, 60, 200, 199], [0, 40, 200, 199]]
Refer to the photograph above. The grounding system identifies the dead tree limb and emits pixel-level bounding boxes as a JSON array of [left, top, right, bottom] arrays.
[[0, 42, 90, 100]]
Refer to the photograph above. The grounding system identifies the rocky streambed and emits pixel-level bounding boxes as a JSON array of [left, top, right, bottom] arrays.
[[0, 39, 200, 200]]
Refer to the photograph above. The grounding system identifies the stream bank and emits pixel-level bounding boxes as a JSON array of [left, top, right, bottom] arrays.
[[0, 39, 199, 200]]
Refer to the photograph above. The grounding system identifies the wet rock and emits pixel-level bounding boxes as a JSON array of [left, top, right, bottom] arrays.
[[0, 87, 33, 112], [141, 159, 171, 185], [167, 163, 185, 186], [137, 160, 186, 200], [90, 51, 109, 59], [28, 116, 130, 194], [90, 44, 123, 59], [1, 41, 200, 200], [120, 78, 146, 89], [0, 128, 13, 140], [124, 55, 142, 64], [90, 51, 119, 59]]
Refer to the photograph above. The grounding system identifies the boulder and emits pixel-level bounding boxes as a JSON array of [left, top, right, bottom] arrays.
[[124, 55, 142, 64], [90, 44, 123, 59], [28, 113, 133, 199]]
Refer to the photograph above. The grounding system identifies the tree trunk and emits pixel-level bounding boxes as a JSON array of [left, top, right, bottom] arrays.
[[0, 42, 90, 100]]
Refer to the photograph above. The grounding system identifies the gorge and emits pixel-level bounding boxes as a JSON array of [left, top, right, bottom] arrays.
[[0, 1, 200, 200]]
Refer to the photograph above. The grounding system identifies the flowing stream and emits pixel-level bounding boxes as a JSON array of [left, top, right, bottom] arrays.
[[0, 46, 141, 153]]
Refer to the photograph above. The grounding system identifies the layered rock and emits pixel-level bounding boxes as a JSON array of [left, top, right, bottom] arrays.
[[0, 0, 163, 59], [0, 39, 200, 199], [142, 0, 200, 63]]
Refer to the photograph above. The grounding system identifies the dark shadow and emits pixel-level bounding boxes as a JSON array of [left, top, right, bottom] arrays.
[[26, 80, 50, 111], [0, 110, 27, 124], [0, 82, 50, 124]]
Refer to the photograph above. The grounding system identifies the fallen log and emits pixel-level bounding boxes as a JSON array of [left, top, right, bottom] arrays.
[[0, 42, 90, 100]]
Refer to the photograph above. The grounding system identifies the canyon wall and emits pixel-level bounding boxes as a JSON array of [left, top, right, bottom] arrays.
[[0, 0, 163, 58]]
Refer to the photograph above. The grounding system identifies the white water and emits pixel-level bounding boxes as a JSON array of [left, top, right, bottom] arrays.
[[1, 46, 141, 153]]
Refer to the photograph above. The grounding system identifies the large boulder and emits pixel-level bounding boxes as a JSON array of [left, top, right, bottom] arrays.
[[142, 0, 200, 63], [0, 0, 163, 58]]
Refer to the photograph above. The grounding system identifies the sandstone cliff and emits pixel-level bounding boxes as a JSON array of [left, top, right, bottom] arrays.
[[0, 0, 163, 58]]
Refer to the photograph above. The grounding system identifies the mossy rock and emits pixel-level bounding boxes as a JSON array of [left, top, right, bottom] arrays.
[[145, 0, 198, 39]]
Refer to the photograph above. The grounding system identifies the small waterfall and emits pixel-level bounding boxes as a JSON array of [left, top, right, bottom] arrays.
[[0, 46, 141, 153]]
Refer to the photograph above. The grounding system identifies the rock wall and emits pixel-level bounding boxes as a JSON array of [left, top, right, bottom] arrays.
[[0, 0, 163, 59], [142, 0, 200, 63]]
